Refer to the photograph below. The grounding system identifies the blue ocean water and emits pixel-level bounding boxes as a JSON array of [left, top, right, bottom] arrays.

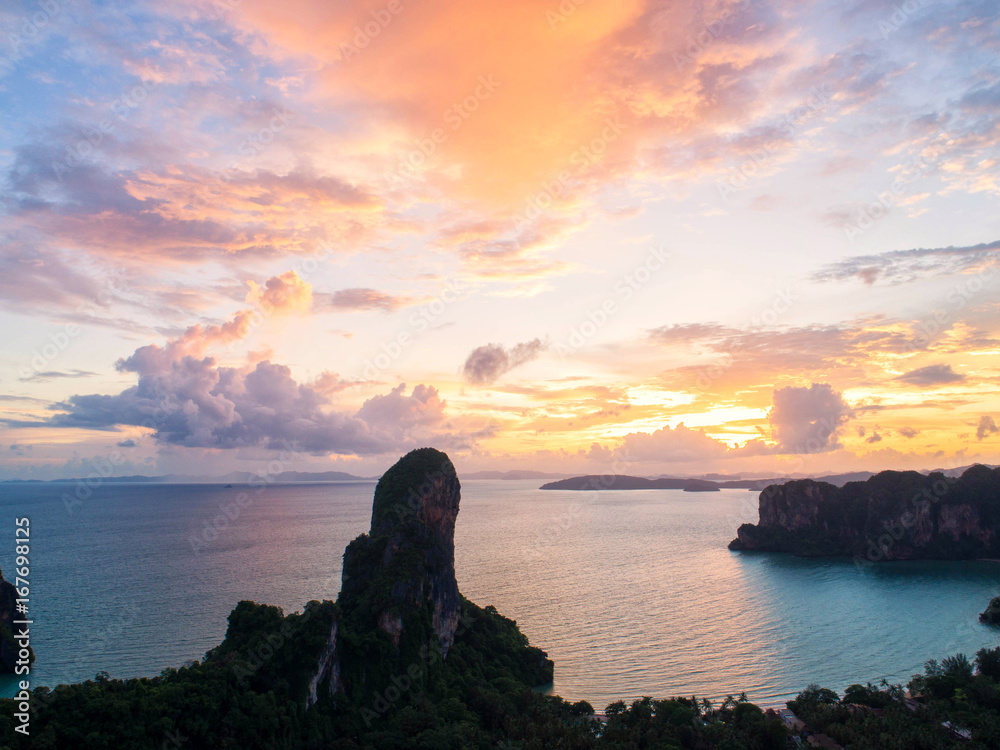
[[0, 479, 997, 708]]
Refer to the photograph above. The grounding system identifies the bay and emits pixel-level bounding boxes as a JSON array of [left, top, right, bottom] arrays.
[[0, 479, 997, 708]]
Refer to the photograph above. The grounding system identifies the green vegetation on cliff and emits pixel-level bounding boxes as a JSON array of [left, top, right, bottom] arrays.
[[0, 596, 561, 749]]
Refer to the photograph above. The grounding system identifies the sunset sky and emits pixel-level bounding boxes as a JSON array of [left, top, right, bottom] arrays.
[[1, 0, 998, 480]]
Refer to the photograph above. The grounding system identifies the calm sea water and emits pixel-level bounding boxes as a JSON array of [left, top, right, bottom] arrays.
[[0, 479, 997, 708]]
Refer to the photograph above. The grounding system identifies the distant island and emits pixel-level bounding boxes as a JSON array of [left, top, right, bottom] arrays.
[[541, 475, 722, 491], [542, 464, 997, 494], [729, 464, 1000, 561], [540, 472, 878, 492], [1, 468, 572, 485], [0, 470, 376, 485]]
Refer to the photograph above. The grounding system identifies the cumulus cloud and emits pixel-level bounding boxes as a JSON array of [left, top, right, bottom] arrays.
[[120, 310, 256, 372], [355, 384, 446, 432], [613, 422, 730, 463], [866, 432, 882, 444], [895, 364, 966, 386], [977, 416, 999, 441], [898, 427, 920, 439], [27, 311, 452, 455], [246, 270, 312, 315], [462, 339, 546, 385], [767, 383, 851, 454]]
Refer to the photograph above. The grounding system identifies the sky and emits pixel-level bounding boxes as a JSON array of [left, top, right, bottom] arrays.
[[0, 0, 998, 481]]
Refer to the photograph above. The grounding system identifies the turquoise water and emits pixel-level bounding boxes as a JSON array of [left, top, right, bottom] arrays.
[[0, 480, 997, 708]]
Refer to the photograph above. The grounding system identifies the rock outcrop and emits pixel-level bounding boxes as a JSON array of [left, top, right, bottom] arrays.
[[729, 464, 1000, 560], [981, 597, 1000, 625], [341, 447, 462, 656], [305, 448, 553, 711]]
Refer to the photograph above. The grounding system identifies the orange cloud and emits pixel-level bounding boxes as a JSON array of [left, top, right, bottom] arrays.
[[246, 270, 313, 315], [213, 0, 655, 206]]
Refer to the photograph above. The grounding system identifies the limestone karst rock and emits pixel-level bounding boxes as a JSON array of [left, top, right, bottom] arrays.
[[730, 464, 1000, 560]]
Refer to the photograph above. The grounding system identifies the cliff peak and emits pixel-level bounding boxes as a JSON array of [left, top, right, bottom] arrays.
[[308, 448, 467, 707], [369, 446, 461, 540]]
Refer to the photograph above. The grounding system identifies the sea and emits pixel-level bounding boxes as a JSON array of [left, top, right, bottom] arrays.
[[0, 479, 997, 709]]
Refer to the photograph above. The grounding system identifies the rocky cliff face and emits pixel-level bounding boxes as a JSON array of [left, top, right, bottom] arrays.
[[981, 597, 1000, 625], [308, 448, 473, 708], [341, 447, 462, 655], [729, 464, 1000, 560]]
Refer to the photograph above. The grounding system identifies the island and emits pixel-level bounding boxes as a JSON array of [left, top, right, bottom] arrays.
[[541, 474, 720, 491], [538, 471, 887, 492], [729, 464, 1000, 560]]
